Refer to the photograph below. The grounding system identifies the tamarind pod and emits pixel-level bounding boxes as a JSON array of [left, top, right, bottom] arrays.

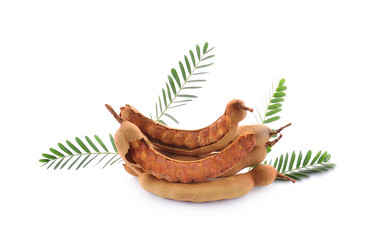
[[218, 134, 283, 177], [120, 99, 253, 155], [238, 123, 291, 146], [138, 164, 295, 202], [130, 132, 256, 183]]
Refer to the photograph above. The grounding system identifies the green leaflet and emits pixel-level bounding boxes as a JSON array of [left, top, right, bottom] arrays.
[[152, 42, 214, 125], [40, 134, 119, 170]]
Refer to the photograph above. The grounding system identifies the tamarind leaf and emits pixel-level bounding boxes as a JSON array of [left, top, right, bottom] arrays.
[[58, 143, 73, 156], [317, 151, 328, 163], [102, 155, 118, 169], [171, 68, 181, 87], [54, 158, 65, 170], [197, 63, 214, 68], [183, 86, 202, 89], [159, 96, 163, 114], [279, 78, 285, 86], [110, 157, 122, 166], [178, 94, 197, 98], [270, 98, 285, 103], [173, 99, 192, 103], [282, 153, 289, 172], [324, 154, 331, 162], [310, 150, 321, 165], [187, 79, 206, 82], [66, 140, 81, 154], [273, 92, 286, 98], [85, 136, 100, 153], [296, 151, 303, 168], [205, 47, 215, 54], [277, 155, 284, 172], [49, 148, 64, 157], [76, 137, 90, 154], [201, 55, 215, 61], [75, 154, 91, 170], [196, 45, 201, 60], [203, 42, 208, 53], [266, 146, 272, 153], [184, 55, 191, 73], [169, 103, 186, 109], [47, 159, 56, 169], [189, 50, 196, 66], [168, 76, 177, 94], [263, 116, 280, 124], [192, 72, 208, 75], [266, 108, 282, 116], [276, 86, 287, 92], [39, 159, 50, 163], [68, 155, 82, 170], [165, 83, 172, 101], [303, 150, 312, 166], [60, 156, 73, 169], [42, 153, 57, 160], [162, 89, 167, 107], [179, 61, 186, 81], [289, 151, 296, 171], [82, 154, 100, 168], [158, 119, 167, 125], [94, 135, 109, 153], [164, 113, 179, 124], [93, 154, 109, 167], [273, 157, 279, 168], [268, 103, 282, 110], [109, 134, 117, 153]]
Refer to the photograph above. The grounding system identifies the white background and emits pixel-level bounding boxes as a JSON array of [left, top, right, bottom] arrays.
[[1, 0, 377, 239]]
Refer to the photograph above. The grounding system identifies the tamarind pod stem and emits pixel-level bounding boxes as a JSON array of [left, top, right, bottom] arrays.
[[138, 171, 255, 202], [120, 99, 252, 153], [130, 132, 256, 183]]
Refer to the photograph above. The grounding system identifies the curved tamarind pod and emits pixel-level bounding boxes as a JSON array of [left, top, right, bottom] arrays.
[[238, 123, 291, 146], [114, 121, 256, 183], [218, 134, 283, 177], [138, 164, 295, 202], [120, 99, 253, 156], [130, 131, 256, 183]]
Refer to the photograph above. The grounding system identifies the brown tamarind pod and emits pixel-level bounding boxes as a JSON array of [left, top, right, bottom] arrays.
[[114, 120, 256, 183], [119, 99, 253, 156], [218, 134, 283, 177], [238, 123, 291, 146], [138, 164, 295, 202]]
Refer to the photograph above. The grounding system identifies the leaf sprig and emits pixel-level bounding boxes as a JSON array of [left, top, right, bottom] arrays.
[[153, 42, 215, 125], [39, 135, 121, 170], [254, 78, 287, 124], [263, 150, 335, 181]]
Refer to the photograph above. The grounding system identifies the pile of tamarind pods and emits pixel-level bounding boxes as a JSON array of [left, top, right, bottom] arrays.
[[106, 99, 294, 202]]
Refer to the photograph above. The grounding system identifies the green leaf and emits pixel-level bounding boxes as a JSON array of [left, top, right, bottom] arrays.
[[49, 148, 64, 157], [277, 155, 284, 172], [270, 98, 285, 103], [296, 151, 303, 168], [268, 103, 282, 110], [303, 150, 312, 166], [94, 135, 109, 153], [289, 151, 296, 171], [187, 80, 206, 82], [82, 154, 100, 168], [279, 78, 285, 86], [169, 103, 187, 109], [39, 159, 50, 163], [189, 50, 196, 66], [58, 143, 73, 155], [66, 140, 81, 154], [273, 157, 279, 168], [282, 153, 289, 173], [54, 158, 65, 170], [60, 156, 73, 169], [42, 153, 57, 160], [171, 68, 181, 87], [179, 61, 186, 80], [196, 45, 201, 60], [76, 137, 90, 153], [162, 89, 167, 107], [265, 108, 282, 116], [263, 116, 280, 124], [177, 94, 197, 98], [110, 134, 117, 153], [205, 47, 214, 54], [85, 136, 100, 153], [203, 42, 208, 53], [192, 72, 208, 75], [324, 154, 331, 162], [276, 86, 287, 91], [102, 155, 118, 169], [68, 155, 82, 170], [173, 99, 192, 103], [197, 63, 213, 68], [166, 83, 172, 101], [310, 151, 322, 165], [184, 55, 191, 74], [158, 119, 167, 125], [159, 96, 163, 114], [76, 154, 91, 170], [318, 151, 328, 163], [168, 76, 177, 94], [155, 103, 158, 119], [202, 55, 215, 61], [183, 86, 202, 89], [164, 113, 179, 124], [273, 92, 286, 98]]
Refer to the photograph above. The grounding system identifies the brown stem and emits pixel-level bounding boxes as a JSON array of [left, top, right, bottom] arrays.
[[105, 104, 123, 124], [237, 102, 253, 112], [271, 123, 292, 136], [266, 134, 283, 147], [277, 173, 296, 183]]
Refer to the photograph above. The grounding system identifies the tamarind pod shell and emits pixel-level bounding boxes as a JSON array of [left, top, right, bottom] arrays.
[[218, 145, 267, 177], [120, 99, 250, 156], [138, 171, 255, 202], [238, 124, 271, 146], [130, 132, 256, 183]]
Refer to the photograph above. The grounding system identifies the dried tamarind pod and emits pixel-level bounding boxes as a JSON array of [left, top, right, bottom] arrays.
[[238, 123, 291, 146], [112, 117, 256, 183], [138, 164, 295, 202], [218, 135, 283, 177], [119, 99, 253, 156]]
